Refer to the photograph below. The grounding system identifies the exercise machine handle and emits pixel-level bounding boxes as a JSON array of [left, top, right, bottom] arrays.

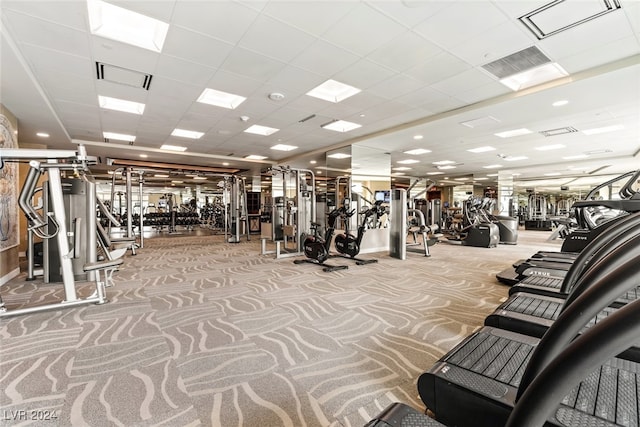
[[18, 164, 58, 239]]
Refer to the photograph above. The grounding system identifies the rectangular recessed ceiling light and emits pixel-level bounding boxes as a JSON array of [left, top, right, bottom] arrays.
[[154, 174, 169, 178], [171, 180, 183, 184], [270, 144, 298, 151], [244, 154, 268, 160], [544, 172, 562, 176], [98, 95, 145, 114], [393, 167, 412, 171], [474, 177, 489, 181], [397, 159, 420, 164], [495, 128, 533, 138], [87, 0, 169, 52], [582, 124, 625, 135], [535, 144, 566, 151], [171, 129, 204, 139], [321, 120, 362, 133], [193, 176, 207, 180], [426, 172, 444, 175], [306, 79, 361, 103], [504, 156, 528, 161], [585, 149, 613, 155], [244, 125, 279, 136], [499, 62, 569, 91], [160, 144, 187, 152], [327, 153, 351, 159], [563, 154, 590, 160], [432, 160, 455, 165], [437, 165, 456, 170], [139, 154, 148, 158], [103, 131, 135, 142], [467, 146, 496, 153], [197, 88, 246, 109], [403, 148, 432, 155], [486, 173, 499, 177], [483, 164, 503, 169]]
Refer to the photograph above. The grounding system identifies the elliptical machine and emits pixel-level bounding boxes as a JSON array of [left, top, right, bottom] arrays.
[[332, 199, 378, 265], [293, 210, 348, 272]]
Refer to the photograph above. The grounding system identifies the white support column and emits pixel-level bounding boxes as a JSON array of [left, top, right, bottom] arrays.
[[497, 172, 515, 216]]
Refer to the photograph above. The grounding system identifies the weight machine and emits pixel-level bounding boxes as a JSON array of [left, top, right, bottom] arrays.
[[0, 146, 122, 317], [109, 167, 144, 251]]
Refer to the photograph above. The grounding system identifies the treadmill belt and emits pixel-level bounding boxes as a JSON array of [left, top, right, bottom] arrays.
[[422, 327, 640, 427], [518, 275, 563, 289]]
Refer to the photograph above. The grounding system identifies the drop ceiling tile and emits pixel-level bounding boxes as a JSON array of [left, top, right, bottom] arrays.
[[203, 70, 264, 98], [162, 26, 234, 69], [3, 10, 91, 57], [420, 96, 466, 115], [367, 73, 427, 100], [259, 66, 324, 98], [172, 1, 259, 45], [112, 0, 177, 22], [491, 0, 546, 20], [455, 81, 511, 104], [90, 37, 160, 74], [404, 51, 472, 85], [337, 91, 388, 111], [367, 31, 443, 73], [366, 0, 453, 27], [20, 44, 93, 79], [1, 1, 87, 31], [238, 14, 317, 63], [413, 2, 508, 50], [262, 1, 357, 36], [394, 86, 449, 109], [557, 36, 640, 73], [219, 47, 287, 82], [321, 3, 406, 56], [100, 111, 143, 130], [39, 72, 96, 105], [290, 39, 360, 76], [431, 68, 498, 97], [155, 55, 216, 87], [95, 81, 150, 104], [333, 59, 397, 90]]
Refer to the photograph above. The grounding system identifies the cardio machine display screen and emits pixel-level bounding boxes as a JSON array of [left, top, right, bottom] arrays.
[[375, 190, 390, 203]]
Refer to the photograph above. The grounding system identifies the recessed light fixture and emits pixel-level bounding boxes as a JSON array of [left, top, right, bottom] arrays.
[[393, 167, 412, 171], [392, 172, 406, 176], [327, 153, 351, 159], [154, 174, 169, 178], [582, 124, 625, 135], [36, 132, 49, 138], [544, 172, 562, 176], [222, 162, 230, 166], [426, 172, 444, 175], [98, 95, 145, 115], [535, 144, 566, 151], [397, 159, 420, 164], [475, 177, 489, 181], [483, 164, 503, 169], [413, 135, 424, 140], [171, 128, 204, 139], [562, 154, 589, 160], [171, 180, 183, 184], [403, 148, 431, 155], [495, 128, 533, 138], [585, 149, 613, 155], [432, 160, 456, 165], [467, 146, 495, 153], [160, 144, 187, 152], [139, 154, 148, 158], [244, 125, 279, 136], [197, 88, 246, 110], [552, 100, 569, 107], [306, 79, 361, 103], [193, 176, 207, 180], [486, 173, 499, 177], [87, 0, 169, 52], [321, 120, 362, 133], [504, 156, 528, 161], [437, 165, 456, 170], [270, 144, 298, 151], [103, 131, 135, 142], [499, 63, 569, 91], [310, 160, 317, 164], [244, 154, 268, 160]]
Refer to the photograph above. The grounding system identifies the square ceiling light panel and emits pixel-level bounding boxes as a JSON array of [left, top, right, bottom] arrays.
[[197, 88, 247, 109], [404, 148, 432, 155], [519, 0, 622, 40], [98, 95, 145, 114], [467, 146, 495, 153], [87, 0, 169, 52], [244, 125, 279, 136], [160, 144, 187, 152], [397, 159, 420, 164], [171, 129, 204, 139], [270, 144, 298, 151], [245, 155, 268, 160], [103, 132, 135, 142], [495, 128, 533, 138], [307, 79, 361, 103], [321, 120, 362, 133], [327, 152, 351, 159]]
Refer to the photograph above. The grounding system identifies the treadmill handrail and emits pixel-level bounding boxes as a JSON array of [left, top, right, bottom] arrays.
[[572, 199, 640, 212], [506, 295, 640, 427], [619, 169, 640, 199], [516, 248, 640, 400], [560, 211, 640, 292], [584, 169, 637, 200], [18, 164, 59, 239]]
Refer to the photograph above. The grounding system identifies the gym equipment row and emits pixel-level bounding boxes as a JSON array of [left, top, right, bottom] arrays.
[[0, 147, 124, 317]]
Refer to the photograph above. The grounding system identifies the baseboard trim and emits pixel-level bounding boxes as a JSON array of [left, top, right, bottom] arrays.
[[0, 268, 20, 286]]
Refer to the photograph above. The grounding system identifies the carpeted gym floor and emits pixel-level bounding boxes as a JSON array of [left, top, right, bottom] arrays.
[[0, 229, 561, 426]]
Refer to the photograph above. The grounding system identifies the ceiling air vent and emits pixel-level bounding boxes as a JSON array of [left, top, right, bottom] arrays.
[[482, 46, 550, 79], [539, 126, 579, 137], [96, 62, 153, 90], [519, 0, 622, 40]]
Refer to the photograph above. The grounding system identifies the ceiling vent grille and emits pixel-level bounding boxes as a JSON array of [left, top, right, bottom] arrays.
[[519, 0, 622, 40], [539, 126, 579, 137], [96, 62, 152, 90], [482, 46, 551, 79]]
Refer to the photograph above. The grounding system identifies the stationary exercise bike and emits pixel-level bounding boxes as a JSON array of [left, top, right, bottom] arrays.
[[331, 199, 378, 265], [293, 211, 348, 272]]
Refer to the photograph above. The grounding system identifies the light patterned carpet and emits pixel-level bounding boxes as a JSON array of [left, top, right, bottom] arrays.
[[0, 228, 561, 426]]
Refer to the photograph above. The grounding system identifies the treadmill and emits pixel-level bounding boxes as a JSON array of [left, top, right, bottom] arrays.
[[418, 252, 640, 427]]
